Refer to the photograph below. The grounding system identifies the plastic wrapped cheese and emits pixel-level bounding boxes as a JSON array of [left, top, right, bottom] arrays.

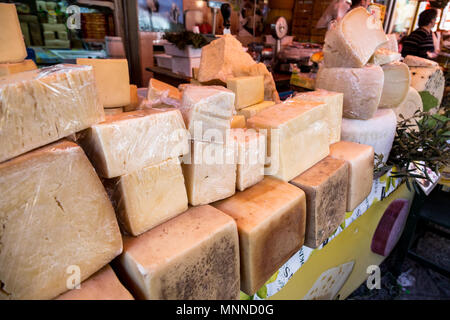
[[78, 109, 189, 178], [316, 65, 384, 120], [0, 64, 104, 163], [147, 78, 181, 108], [0, 141, 122, 300]]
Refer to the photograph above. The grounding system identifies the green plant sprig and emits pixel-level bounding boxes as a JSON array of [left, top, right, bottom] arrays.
[[163, 31, 208, 50]]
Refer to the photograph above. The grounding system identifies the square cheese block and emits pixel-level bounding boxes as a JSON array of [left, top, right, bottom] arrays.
[[238, 100, 276, 119], [226, 75, 264, 110], [0, 4, 27, 63], [105, 158, 188, 236], [213, 177, 306, 295], [78, 109, 189, 178], [231, 115, 246, 128], [182, 140, 236, 206], [0, 64, 104, 163], [55, 265, 134, 300], [230, 129, 266, 191], [180, 85, 235, 143], [0, 59, 37, 76], [290, 156, 349, 248], [247, 100, 330, 182], [147, 78, 181, 107], [77, 58, 130, 108], [115, 205, 240, 300], [323, 7, 388, 68], [293, 89, 343, 144], [329, 141, 374, 212], [0, 141, 123, 300]]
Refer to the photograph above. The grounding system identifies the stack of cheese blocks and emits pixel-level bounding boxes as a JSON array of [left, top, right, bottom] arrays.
[[316, 7, 444, 163]]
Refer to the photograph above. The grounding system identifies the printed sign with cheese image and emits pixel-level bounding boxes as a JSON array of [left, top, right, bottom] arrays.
[[302, 261, 354, 300]]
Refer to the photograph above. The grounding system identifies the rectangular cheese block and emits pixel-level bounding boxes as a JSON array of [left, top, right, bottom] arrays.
[[290, 157, 349, 248], [78, 109, 189, 178], [316, 65, 384, 120], [323, 7, 388, 68], [182, 140, 236, 206], [379, 62, 411, 108], [115, 205, 240, 300], [230, 129, 266, 191], [55, 265, 134, 300], [0, 64, 104, 163], [104, 107, 124, 116], [0, 141, 123, 300], [231, 115, 246, 128], [238, 101, 276, 119], [105, 158, 188, 236], [180, 85, 235, 142], [0, 4, 27, 63], [213, 177, 306, 295], [370, 48, 401, 66], [226, 75, 264, 110], [77, 58, 130, 108], [247, 100, 329, 182], [147, 78, 181, 108], [124, 84, 140, 112], [293, 90, 343, 144], [0, 59, 37, 76], [329, 141, 374, 212]]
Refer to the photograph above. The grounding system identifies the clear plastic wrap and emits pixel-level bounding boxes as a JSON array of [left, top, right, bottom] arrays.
[[115, 205, 240, 300], [103, 157, 188, 236], [315, 65, 384, 120], [212, 177, 306, 296], [146, 78, 181, 108], [78, 108, 189, 178], [0, 140, 122, 300], [0, 64, 104, 163]]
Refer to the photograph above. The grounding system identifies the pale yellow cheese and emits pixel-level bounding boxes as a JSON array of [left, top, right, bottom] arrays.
[[329, 141, 374, 211], [123, 84, 140, 112], [226, 75, 264, 110], [78, 109, 189, 178], [247, 100, 330, 182], [290, 157, 349, 248], [55, 265, 134, 300], [379, 61, 411, 108], [213, 177, 306, 295], [104, 107, 123, 116], [230, 129, 266, 191], [0, 141, 123, 300], [77, 58, 130, 108], [115, 205, 240, 300], [231, 115, 246, 128], [393, 87, 423, 127], [105, 158, 188, 236], [293, 89, 343, 144], [0, 64, 104, 163], [370, 48, 401, 66], [0, 4, 27, 63], [238, 101, 276, 119], [0, 59, 37, 76], [182, 140, 236, 206]]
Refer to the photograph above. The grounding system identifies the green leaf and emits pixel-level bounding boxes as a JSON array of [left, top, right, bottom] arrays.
[[419, 91, 439, 112], [256, 285, 268, 299]]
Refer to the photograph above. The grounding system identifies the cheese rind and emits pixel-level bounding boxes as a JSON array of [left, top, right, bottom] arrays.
[[403, 55, 438, 67], [180, 85, 235, 142], [0, 64, 104, 163], [0, 4, 27, 63], [226, 76, 264, 110], [104, 107, 124, 116], [77, 58, 130, 108], [341, 108, 397, 162], [0, 141, 123, 300], [323, 7, 388, 68], [55, 265, 134, 300], [316, 65, 384, 120], [410, 66, 445, 106], [213, 177, 307, 295], [290, 157, 349, 248], [230, 129, 266, 191], [182, 140, 236, 206], [329, 141, 374, 211], [247, 100, 330, 181], [293, 89, 344, 144], [105, 158, 188, 236], [370, 48, 401, 66], [116, 205, 240, 300], [238, 101, 276, 119], [78, 109, 189, 178], [147, 78, 181, 107], [379, 61, 411, 108], [393, 87, 423, 126], [231, 115, 246, 128], [0, 60, 37, 76]]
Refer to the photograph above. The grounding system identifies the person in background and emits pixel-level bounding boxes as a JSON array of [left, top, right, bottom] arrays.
[[349, 0, 369, 10], [401, 8, 439, 59]]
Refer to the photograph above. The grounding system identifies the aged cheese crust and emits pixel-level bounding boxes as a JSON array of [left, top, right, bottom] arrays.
[[0, 141, 122, 300], [0, 60, 37, 76]]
